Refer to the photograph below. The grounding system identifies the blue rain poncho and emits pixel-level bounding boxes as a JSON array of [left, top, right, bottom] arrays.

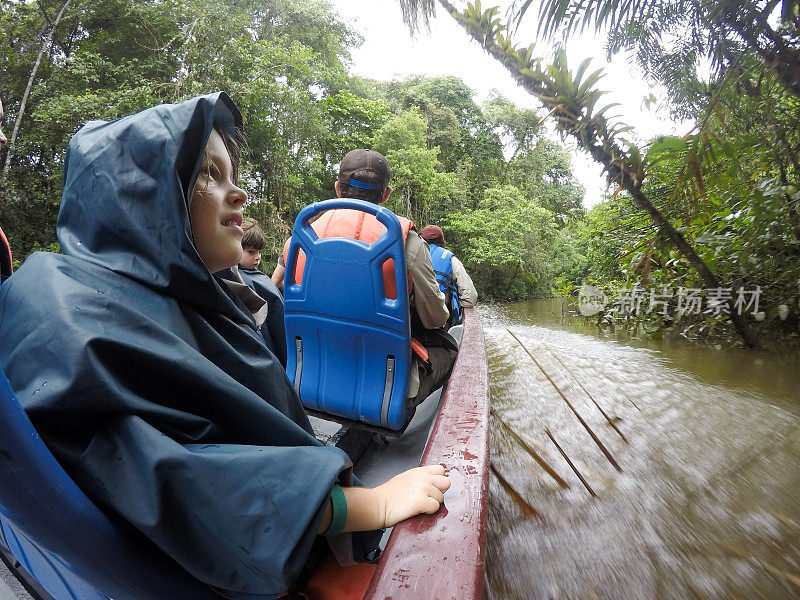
[[0, 93, 358, 599], [236, 267, 287, 368]]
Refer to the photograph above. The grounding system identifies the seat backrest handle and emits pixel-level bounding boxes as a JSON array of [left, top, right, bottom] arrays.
[[293, 337, 303, 395], [380, 356, 396, 428]]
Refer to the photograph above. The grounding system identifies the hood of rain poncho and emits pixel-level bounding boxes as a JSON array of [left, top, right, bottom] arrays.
[[0, 93, 351, 599]]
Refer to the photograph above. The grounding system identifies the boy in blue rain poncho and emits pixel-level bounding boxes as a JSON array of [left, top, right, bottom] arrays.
[[0, 93, 449, 599], [234, 218, 287, 368]]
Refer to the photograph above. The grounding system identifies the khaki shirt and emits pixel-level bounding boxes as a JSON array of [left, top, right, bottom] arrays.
[[450, 255, 478, 308], [405, 230, 449, 397], [406, 230, 449, 329]]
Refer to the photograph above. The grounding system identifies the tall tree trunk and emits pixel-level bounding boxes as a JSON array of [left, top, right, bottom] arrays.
[[2, 0, 72, 175], [436, 0, 762, 348]]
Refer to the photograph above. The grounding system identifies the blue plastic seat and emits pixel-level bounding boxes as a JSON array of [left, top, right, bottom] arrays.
[[0, 368, 218, 600], [284, 199, 413, 431]]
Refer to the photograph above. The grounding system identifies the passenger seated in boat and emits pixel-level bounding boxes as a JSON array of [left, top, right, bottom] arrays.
[[0, 93, 450, 599], [233, 218, 287, 367], [280, 149, 459, 406], [419, 224, 478, 328]]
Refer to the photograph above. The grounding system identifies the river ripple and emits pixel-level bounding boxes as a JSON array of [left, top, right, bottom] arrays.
[[482, 300, 800, 600]]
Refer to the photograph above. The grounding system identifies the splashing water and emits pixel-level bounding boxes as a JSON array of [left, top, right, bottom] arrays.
[[482, 301, 800, 600]]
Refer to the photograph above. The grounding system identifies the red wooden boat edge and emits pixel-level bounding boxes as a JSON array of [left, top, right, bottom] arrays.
[[364, 306, 490, 599]]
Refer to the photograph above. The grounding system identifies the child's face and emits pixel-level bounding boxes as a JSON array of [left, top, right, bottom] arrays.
[[190, 130, 247, 273], [240, 247, 261, 270]]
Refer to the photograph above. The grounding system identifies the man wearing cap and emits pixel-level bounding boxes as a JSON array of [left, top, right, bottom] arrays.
[[277, 149, 456, 406], [419, 225, 477, 327]]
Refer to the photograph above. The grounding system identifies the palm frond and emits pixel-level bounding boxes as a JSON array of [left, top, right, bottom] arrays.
[[398, 0, 437, 36]]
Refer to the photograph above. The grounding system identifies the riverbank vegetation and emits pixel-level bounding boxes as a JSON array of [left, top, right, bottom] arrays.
[[398, 0, 799, 348], [552, 1, 800, 346]]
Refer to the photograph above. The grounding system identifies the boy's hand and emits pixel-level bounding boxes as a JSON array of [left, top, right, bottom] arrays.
[[334, 465, 451, 534], [374, 464, 451, 527]]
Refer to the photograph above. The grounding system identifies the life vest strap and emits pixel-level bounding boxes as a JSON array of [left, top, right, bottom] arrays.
[[410, 337, 432, 376], [0, 227, 13, 284], [433, 270, 458, 292], [410, 337, 429, 363]]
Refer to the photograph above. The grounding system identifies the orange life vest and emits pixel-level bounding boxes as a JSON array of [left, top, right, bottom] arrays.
[[282, 208, 414, 300]]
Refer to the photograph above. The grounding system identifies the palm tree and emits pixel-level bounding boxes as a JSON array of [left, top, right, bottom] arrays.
[[401, 1, 800, 98], [396, 0, 766, 348], [535, 0, 800, 99]]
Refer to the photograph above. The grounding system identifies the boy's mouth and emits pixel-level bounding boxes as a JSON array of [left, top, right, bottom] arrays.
[[222, 213, 244, 237], [223, 213, 243, 228]]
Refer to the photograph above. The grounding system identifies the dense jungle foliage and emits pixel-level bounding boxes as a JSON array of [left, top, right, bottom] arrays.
[[0, 0, 584, 300], [401, 0, 800, 346], [2, 0, 799, 345], [538, 1, 800, 342]]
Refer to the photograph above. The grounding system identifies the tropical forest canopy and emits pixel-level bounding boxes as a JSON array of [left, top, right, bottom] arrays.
[[1, 0, 799, 346], [412, 0, 799, 345], [1, 0, 585, 300]]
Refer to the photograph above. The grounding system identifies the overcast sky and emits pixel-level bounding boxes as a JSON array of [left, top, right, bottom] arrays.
[[328, 0, 688, 208]]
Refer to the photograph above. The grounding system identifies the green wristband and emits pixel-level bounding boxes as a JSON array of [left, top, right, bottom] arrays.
[[323, 484, 347, 536]]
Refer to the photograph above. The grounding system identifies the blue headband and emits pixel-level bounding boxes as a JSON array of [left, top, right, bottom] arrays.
[[348, 177, 384, 190]]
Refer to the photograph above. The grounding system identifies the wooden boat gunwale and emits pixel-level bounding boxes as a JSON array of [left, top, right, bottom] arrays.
[[363, 306, 489, 599]]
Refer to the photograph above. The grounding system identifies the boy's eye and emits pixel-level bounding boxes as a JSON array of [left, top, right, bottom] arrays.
[[201, 162, 221, 179]]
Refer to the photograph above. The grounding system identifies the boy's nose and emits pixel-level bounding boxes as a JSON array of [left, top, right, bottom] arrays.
[[229, 185, 247, 207]]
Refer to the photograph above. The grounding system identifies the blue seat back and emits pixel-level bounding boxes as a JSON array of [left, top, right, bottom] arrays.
[[284, 199, 413, 431], [0, 368, 217, 600]]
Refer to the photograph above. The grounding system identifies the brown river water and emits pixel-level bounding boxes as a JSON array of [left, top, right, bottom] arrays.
[[480, 300, 800, 600]]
